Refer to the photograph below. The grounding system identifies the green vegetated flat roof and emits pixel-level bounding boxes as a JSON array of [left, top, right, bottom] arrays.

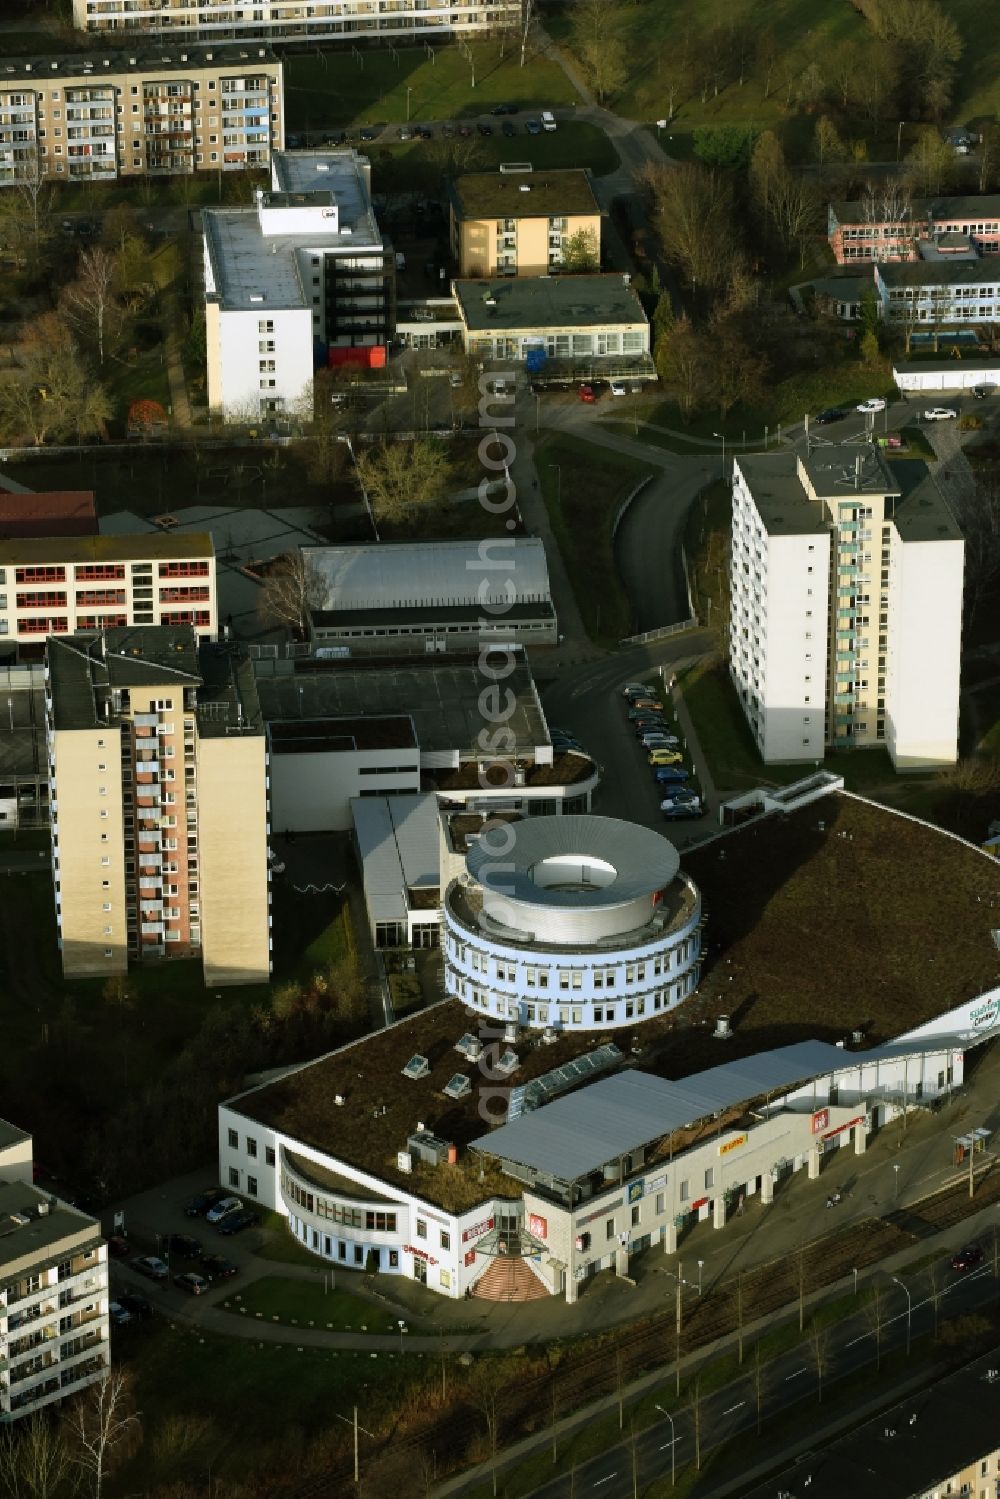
[[227, 793, 1000, 1212], [0, 531, 213, 563], [449, 168, 598, 220], [879, 259, 1000, 287], [0, 41, 279, 83], [455, 273, 645, 332]]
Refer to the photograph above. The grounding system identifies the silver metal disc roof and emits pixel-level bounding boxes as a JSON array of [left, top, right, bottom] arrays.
[[466, 814, 679, 910]]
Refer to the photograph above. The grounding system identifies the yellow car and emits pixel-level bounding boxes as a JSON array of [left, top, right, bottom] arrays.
[[648, 748, 683, 766]]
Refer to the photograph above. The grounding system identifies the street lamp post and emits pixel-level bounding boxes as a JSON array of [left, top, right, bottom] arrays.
[[713, 431, 726, 482], [891, 1275, 912, 1356], [654, 1404, 677, 1487], [893, 1162, 900, 1200], [549, 463, 561, 509], [406, 85, 412, 122], [534, 389, 540, 434], [398, 1318, 407, 1354], [897, 120, 905, 161], [697, 1259, 704, 1297], [853, 1266, 858, 1297]]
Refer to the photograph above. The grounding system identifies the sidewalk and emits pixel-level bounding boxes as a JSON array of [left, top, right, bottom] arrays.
[[669, 663, 721, 819]]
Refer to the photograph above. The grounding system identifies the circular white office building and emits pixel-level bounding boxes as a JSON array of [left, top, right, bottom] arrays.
[[443, 815, 702, 1032]]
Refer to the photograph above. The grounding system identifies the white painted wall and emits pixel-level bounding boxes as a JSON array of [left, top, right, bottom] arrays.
[[758, 531, 830, 762], [885, 529, 963, 766], [269, 747, 421, 833], [211, 303, 313, 420]]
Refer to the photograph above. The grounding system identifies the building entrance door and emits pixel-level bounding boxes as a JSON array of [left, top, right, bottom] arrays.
[[413, 1257, 427, 1284]]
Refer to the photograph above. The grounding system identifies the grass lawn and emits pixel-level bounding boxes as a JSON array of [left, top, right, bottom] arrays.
[[223, 1274, 404, 1333], [535, 431, 654, 644], [284, 42, 577, 131], [110, 1318, 418, 1495], [364, 119, 618, 197]]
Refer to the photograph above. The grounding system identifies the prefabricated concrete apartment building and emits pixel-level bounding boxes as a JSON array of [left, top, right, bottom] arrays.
[[728, 446, 964, 767], [74, 0, 521, 44]]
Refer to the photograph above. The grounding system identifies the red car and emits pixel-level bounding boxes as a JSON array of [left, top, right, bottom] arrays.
[[108, 1234, 131, 1259], [578, 384, 596, 403], [951, 1244, 984, 1272]]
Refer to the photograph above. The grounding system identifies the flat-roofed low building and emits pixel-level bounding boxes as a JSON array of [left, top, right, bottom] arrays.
[[875, 258, 1000, 324], [0, 491, 97, 540], [0, 44, 283, 185], [352, 792, 441, 948], [73, 0, 521, 46], [453, 273, 651, 376], [449, 169, 601, 278], [0, 1171, 109, 1422], [253, 648, 598, 832], [0, 531, 217, 648], [304, 538, 557, 652]]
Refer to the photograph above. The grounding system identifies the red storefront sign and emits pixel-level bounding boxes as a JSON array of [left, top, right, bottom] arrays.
[[464, 1250, 477, 1267], [403, 1245, 439, 1266], [822, 1115, 865, 1141], [690, 1196, 709, 1211], [528, 1213, 548, 1241], [811, 1109, 830, 1135], [462, 1216, 495, 1243]]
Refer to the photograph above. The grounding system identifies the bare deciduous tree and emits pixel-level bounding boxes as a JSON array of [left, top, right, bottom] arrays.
[[0, 1411, 74, 1499], [749, 1339, 771, 1435], [687, 1375, 705, 1470], [353, 437, 452, 526], [61, 245, 121, 366], [66, 1370, 141, 1499], [643, 161, 738, 294], [805, 1319, 831, 1403], [467, 1360, 505, 1499], [257, 549, 327, 635], [865, 1284, 889, 1370]]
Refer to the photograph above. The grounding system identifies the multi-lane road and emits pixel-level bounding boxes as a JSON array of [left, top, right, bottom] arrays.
[[522, 1251, 999, 1497]]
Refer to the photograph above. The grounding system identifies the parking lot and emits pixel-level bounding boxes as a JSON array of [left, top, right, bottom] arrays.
[[539, 655, 716, 847]]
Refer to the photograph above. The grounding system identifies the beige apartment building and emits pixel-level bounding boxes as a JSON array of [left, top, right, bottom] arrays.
[[449, 169, 601, 277], [0, 44, 283, 184], [74, 0, 519, 45], [0, 533, 217, 649], [0, 1120, 110, 1423], [46, 626, 271, 986]]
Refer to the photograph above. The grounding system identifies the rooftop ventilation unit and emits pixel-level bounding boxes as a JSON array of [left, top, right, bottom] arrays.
[[503, 1022, 518, 1044], [713, 1014, 731, 1040], [496, 1049, 519, 1076], [396, 1150, 412, 1173], [443, 1074, 472, 1100], [455, 1033, 482, 1061], [402, 1054, 430, 1080], [407, 1131, 451, 1165], [541, 1027, 559, 1045]]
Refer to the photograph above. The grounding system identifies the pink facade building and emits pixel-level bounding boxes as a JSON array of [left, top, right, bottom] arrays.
[[828, 195, 1000, 264]]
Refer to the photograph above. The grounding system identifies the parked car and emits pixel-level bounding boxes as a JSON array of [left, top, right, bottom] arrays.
[[541, 110, 557, 132], [205, 1195, 243, 1225], [578, 384, 596, 403], [132, 1255, 169, 1281], [457, 123, 473, 137], [199, 1254, 238, 1283], [632, 697, 664, 712], [218, 1209, 260, 1236], [628, 707, 659, 721], [634, 719, 669, 735], [162, 1234, 203, 1259], [815, 407, 844, 424], [856, 397, 886, 413], [662, 803, 701, 821], [108, 1234, 131, 1259], [492, 102, 517, 115], [397, 126, 412, 141], [641, 733, 681, 749], [417, 125, 433, 139], [174, 1272, 210, 1296], [649, 749, 684, 766], [610, 380, 627, 396], [660, 789, 700, 808], [923, 406, 958, 421], [359, 126, 378, 142], [109, 1301, 131, 1326], [185, 1188, 227, 1218], [654, 766, 690, 784], [526, 118, 542, 135], [117, 1292, 152, 1319], [951, 1243, 984, 1272], [621, 682, 651, 697], [477, 121, 493, 136], [972, 384, 995, 399], [501, 121, 516, 137]]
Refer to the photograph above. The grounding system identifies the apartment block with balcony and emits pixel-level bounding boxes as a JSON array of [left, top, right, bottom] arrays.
[[203, 149, 393, 420], [0, 1171, 109, 1424], [46, 626, 271, 985], [0, 532, 217, 651], [729, 447, 963, 769], [0, 45, 283, 186], [74, 0, 520, 46], [874, 258, 1000, 326], [448, 169, 602, 278]]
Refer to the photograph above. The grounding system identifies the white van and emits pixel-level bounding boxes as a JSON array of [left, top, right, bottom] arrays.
[[541, 111, 557, 132]]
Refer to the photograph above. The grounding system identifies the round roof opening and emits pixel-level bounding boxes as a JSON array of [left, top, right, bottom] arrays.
[[529, 854, 617, 892]]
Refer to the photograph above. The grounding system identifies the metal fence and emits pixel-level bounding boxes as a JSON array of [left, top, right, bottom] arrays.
[[619, 617, 699, 647]]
